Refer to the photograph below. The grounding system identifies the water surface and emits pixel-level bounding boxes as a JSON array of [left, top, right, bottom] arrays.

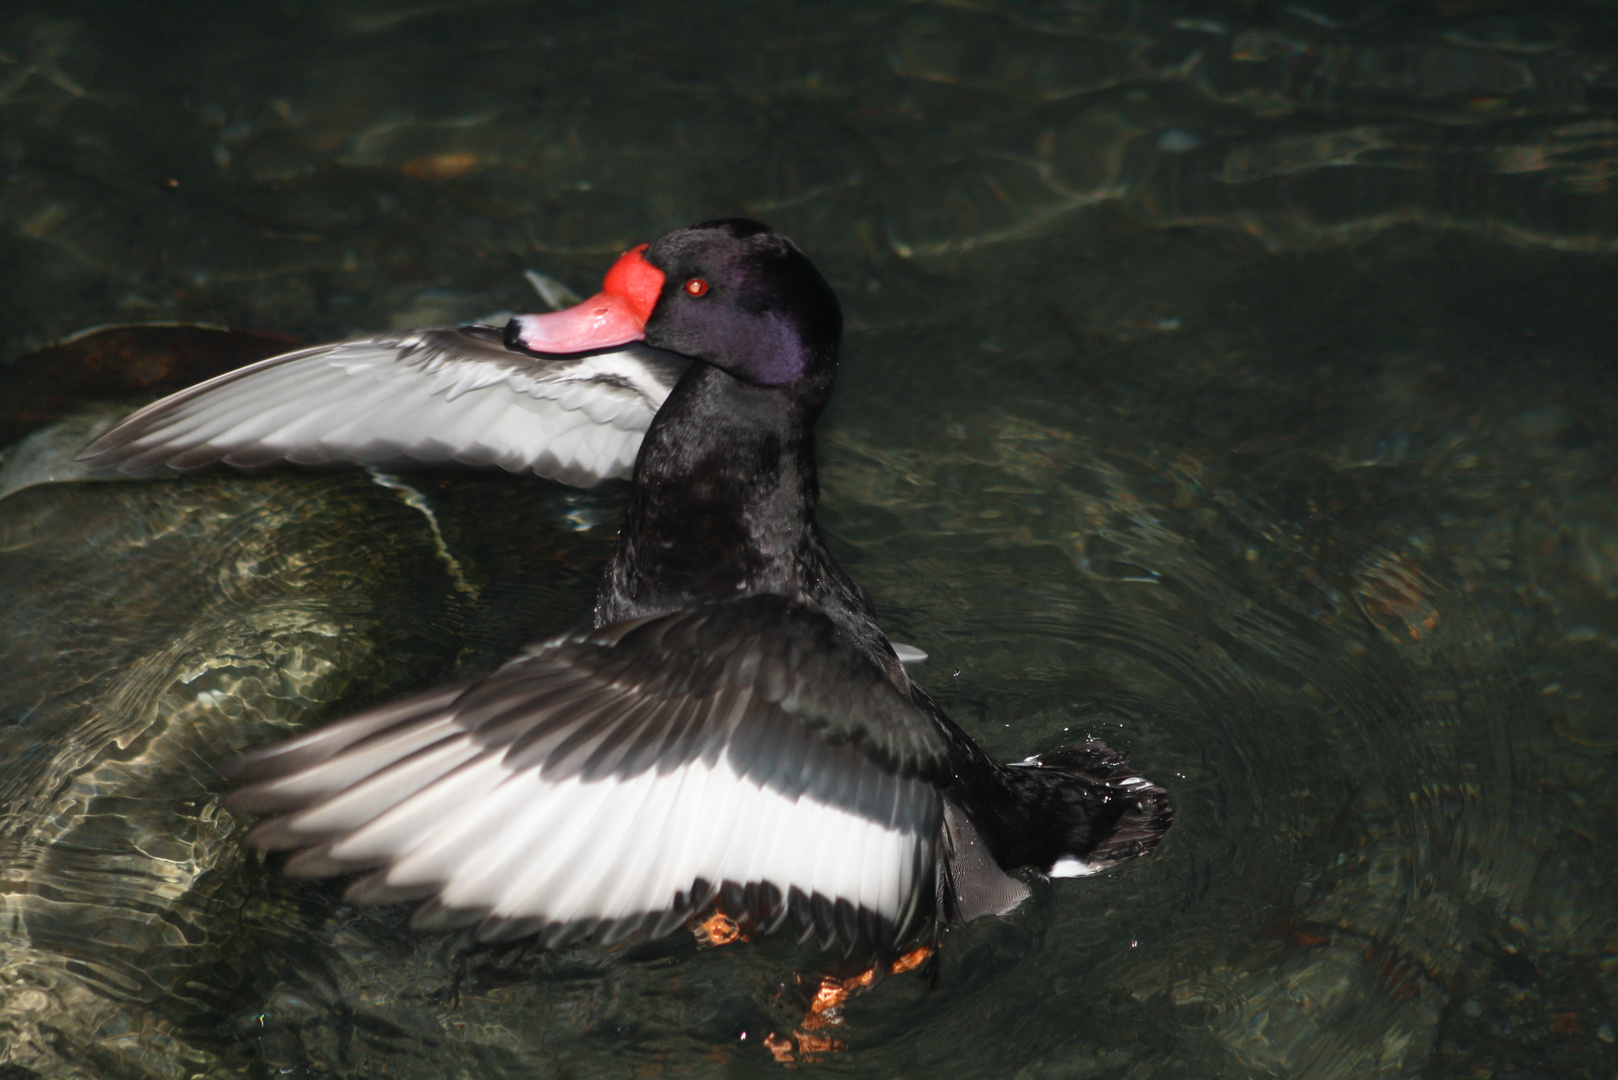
[[2, 2, 1617, 1076]]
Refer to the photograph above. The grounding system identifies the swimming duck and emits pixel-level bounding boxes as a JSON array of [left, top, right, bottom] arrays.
[[79, 219, 1171, 961]]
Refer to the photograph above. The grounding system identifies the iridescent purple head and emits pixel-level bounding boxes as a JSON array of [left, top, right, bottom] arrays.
[[641, 219, 842, 394]]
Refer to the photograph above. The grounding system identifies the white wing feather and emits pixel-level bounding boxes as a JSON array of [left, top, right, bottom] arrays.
[[78, 327, 691, 487], [271, 733, 928, 944], [228, 600, 950, 951]]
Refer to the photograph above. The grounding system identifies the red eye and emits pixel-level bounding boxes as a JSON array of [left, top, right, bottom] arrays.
[[684, 278, 710, 297]]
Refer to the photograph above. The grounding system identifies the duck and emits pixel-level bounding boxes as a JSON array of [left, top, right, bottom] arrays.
[[78, 218, 1172, 963]]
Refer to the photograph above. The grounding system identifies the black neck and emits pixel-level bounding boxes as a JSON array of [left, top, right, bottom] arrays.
[[593, 363, 902, 685], [596, 365, 814, 620]]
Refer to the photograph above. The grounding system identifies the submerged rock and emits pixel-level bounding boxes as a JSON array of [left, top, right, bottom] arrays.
[[0, 326, 535, 1076]]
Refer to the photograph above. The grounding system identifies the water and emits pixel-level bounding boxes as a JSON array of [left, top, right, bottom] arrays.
[[2, 1, 1617, 1076]]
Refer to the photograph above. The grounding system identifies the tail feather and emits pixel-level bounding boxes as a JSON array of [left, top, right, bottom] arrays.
[[967, 739, 1173, 884], [1035, 741, 1173, 872]]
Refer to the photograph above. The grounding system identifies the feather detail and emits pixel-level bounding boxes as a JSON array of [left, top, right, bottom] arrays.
[[225, 597, 947, 955], [78, 327, 691, 487]]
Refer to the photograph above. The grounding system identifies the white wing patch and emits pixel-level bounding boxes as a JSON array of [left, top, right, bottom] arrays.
[[78, 329, 690, 488], [241, 691, 932, 948], [226, 599, 954, 952]]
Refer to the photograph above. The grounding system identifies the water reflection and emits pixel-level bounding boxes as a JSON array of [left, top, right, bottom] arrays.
[[3, 0, 1618, 1076]]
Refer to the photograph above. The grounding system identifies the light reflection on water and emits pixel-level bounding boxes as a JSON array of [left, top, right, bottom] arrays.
[[2, 1, 1617, 1076]]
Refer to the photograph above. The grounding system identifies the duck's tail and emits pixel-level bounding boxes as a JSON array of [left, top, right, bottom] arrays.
[[938, 739, 1172, 924], [1018, 741, 1174, 875]]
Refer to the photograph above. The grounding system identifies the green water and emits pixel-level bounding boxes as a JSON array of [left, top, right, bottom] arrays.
[[2, 1, 1617, 1076]]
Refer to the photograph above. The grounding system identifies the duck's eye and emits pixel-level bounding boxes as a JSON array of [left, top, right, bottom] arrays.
[[684, 278, 710, 297]]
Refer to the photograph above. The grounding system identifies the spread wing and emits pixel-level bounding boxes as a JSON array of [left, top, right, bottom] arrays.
[[76, 326, 692, 487], [224, 596, 951, 956]]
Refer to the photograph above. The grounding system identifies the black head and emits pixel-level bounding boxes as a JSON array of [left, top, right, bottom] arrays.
[[641, 219, 842, 398]]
